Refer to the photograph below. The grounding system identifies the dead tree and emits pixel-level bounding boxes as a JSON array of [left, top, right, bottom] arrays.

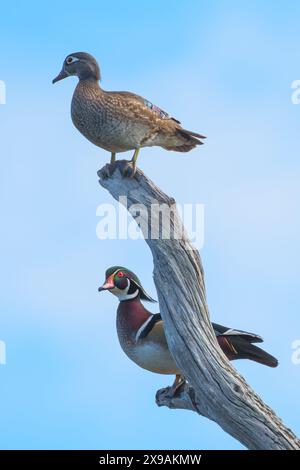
[[98, 162, 300, 450]]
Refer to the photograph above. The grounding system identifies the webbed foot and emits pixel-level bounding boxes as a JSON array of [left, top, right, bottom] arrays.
[[98, 159, 139, 180], [170, 374, 186, 397], [121, 160, 137, 178]]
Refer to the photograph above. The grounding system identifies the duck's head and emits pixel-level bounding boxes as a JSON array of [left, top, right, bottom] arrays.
[[98, 266, 156, 302], [52, 52, 101, 84]]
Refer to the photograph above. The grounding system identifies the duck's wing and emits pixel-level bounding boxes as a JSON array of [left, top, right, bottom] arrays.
[[107, 90, 206, 149], [135, 313, 171, 349], [108, 90, 182, 124]]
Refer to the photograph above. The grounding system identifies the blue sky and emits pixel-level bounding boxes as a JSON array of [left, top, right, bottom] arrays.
[[0, 0, 299, 450]]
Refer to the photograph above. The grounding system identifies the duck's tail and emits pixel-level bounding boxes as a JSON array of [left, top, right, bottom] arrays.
[[214, 323, 279, 368], [233, 340, 279, 368], [162, 127, 206, 152]]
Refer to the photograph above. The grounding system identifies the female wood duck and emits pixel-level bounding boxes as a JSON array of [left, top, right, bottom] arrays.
[[99, 266, 278, 393], [53, 52, 205, 177]]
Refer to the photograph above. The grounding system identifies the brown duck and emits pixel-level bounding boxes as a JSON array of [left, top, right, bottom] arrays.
[[53, 52, 205, 177]]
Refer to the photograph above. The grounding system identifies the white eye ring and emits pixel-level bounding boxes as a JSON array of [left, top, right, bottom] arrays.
[[66, 56, 79, 65]]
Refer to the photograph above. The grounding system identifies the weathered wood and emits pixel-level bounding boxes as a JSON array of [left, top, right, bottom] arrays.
[[98, 162, 300, 450]]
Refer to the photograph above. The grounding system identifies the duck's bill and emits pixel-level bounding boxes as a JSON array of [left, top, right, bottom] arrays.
[[52, 69, 68, 84], [98, 276, 115, 291]]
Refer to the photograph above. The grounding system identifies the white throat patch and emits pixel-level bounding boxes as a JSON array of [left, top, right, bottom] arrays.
[[118, 289, 139, 302]]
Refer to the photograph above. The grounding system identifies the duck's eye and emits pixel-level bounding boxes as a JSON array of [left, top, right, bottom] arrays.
[[66, 57, 74, 64], [118, 271, 124, 277]]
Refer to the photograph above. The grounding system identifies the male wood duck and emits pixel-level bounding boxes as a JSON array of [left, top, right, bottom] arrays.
[[53, 52, 205, 177], [99, 266, 278, 393]]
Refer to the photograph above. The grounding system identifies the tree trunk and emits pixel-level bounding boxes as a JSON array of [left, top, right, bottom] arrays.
[[98, 162, 300, 450]]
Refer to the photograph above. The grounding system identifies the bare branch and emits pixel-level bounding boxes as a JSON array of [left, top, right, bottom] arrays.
[[98, 162, 300, 450]]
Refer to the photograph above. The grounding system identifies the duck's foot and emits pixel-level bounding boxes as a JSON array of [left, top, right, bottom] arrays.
[[170, 374, 186, 397], [156, 380, 200, 413], [155, 376, 187, 407], [98, 160, 138, 180], [156, 375, 186, 403], [120, 160, 137, 179]]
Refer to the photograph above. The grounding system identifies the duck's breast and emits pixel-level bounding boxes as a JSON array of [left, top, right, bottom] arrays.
[[116, 313, 180, 375], [71, 88, 145, 153], [129, 340, 180, 375]]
